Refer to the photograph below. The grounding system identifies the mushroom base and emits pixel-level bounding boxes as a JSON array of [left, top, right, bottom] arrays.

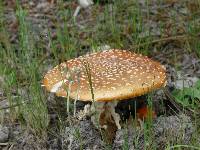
[[90, 101, 121, 143]]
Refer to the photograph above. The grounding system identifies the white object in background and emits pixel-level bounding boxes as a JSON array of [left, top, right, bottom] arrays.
[[96, 44, 111, 51], [78, 0, 94, 8], [175, 77, 199, 89], [73, 0, 94, 18]]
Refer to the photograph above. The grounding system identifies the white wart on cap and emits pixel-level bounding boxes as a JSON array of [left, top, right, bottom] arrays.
[[43, 49, 166, 101]]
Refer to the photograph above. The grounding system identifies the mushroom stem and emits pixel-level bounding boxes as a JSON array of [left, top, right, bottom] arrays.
[[90, 101, 121, 143], [107, 101, 121, 130], [91, 101, 121, 130]]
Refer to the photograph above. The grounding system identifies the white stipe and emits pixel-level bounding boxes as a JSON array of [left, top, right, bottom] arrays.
[[108, 101, 121, 130], [73, 5, 81, 18], [50, 80, 67, 93], [73, 0, 93, 18], [78, 0, 93, 8]]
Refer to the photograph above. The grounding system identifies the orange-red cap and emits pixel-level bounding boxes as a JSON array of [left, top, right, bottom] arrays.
[[42, 49, 167, 101]]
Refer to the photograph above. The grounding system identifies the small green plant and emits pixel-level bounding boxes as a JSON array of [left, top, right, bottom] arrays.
[[74, 128, 83, 150], [172, 80, 200, 112], [122, 127, 129, 150]]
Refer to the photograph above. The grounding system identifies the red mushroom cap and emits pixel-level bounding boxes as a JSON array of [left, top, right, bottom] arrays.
[[43, 49, 166, 101]]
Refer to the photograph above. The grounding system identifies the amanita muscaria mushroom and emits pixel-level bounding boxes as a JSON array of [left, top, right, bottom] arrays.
[[42, 49, 166, 140]]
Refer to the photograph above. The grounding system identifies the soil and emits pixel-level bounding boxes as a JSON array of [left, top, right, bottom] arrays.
[[113, 114, 194, 150], [0, 114, 194, 150]]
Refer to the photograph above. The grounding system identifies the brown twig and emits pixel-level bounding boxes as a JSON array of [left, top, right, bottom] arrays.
[[130, 35, 190, 50]]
